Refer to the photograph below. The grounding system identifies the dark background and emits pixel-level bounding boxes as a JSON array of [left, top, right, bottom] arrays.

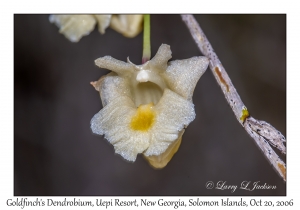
[[14, 15, 286, 195]]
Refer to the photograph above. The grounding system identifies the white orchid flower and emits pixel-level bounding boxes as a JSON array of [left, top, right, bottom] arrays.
[[90, 44, 209, 168], [49, 14, 142, 42], [110, 15, 143, 38]]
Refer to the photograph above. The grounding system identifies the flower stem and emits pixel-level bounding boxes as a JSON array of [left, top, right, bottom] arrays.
[[142, 14, 151, 63]]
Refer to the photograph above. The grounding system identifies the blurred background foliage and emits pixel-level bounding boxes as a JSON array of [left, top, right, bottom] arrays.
[[14, 14, 285, 195]]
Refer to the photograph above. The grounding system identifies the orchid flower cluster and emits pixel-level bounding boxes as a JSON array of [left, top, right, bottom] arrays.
[[50, 14, 209, 168], [49, 14, 143, 42]]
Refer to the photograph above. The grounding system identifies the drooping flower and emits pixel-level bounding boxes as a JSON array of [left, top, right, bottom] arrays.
[[49, 14, 143, 42], [90, 44, 209, 168], [109, 15, 143, 38]]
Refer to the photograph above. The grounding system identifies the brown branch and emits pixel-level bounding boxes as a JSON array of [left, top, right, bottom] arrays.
[[181, 14, 286, 181]]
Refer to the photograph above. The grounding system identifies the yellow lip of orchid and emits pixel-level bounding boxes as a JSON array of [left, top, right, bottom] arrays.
[[49, 14, 143, 42], [91, 44, 209, 168]]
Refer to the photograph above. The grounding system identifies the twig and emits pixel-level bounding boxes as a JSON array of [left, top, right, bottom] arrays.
[[181, 15, 286, 181]]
